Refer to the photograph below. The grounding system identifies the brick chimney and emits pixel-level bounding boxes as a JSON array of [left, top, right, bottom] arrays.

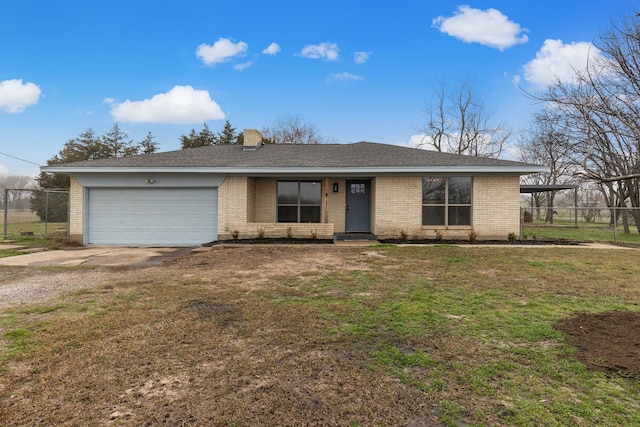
[[243, 129, 263, 147]]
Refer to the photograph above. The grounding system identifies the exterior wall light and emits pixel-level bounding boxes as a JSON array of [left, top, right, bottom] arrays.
[[145, 179, 155, 184], [333, 183, 339, 193]]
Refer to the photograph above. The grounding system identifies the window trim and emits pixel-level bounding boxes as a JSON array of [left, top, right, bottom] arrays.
[[277, 180, 322, 223], [422, 176, 472, 227]]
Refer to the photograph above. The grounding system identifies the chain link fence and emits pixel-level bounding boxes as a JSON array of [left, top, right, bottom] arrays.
[[2, 189, 69, 240], [520, 205, 640, 244]]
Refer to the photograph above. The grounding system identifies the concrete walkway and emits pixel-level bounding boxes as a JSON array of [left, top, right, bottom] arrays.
[[0, 246, 191, 267]]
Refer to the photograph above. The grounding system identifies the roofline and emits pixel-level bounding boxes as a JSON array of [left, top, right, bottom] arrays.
[[41, 165, 549, 175]]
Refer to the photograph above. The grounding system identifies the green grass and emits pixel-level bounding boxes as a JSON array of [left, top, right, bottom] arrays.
[[1, 220, 68, 250], [523, 224, 640, 244], [284, 246, 640, 425]]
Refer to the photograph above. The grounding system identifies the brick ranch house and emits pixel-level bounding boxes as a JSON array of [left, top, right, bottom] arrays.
[[41, 130, 547, 246]]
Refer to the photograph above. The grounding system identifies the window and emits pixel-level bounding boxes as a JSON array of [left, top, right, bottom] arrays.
[[277, 181, 322, 223], [422, 177, 472, 226]]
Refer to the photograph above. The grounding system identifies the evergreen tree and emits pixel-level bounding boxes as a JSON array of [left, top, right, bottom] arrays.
[[217, 120, 238, 144], [180, 123, 217, 149], [32, 125, 152, 221], [140, 131, 159, 154]]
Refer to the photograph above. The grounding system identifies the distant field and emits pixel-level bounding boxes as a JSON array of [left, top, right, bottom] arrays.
[[3, 210, 39, 223], [1, 210, 67, 240]]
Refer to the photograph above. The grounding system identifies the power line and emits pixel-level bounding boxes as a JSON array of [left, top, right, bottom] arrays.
[[0, 151, 42, 167]]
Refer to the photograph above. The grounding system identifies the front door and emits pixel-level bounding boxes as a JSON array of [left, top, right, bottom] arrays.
[[345, 179, 371, 232]]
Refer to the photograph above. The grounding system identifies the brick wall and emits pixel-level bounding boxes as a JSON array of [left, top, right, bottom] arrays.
[[220, 177, 341, 239], [327, 179, 346, 232], [217, 176, 249, 239], [372, 175, 520, 240], [254, 178, 276, 223], [69, 176, 84, 244], [247, 223, 334, 239], [372, 176, 423, 238], [472, 175, 520, 239], [244, 129, 263, 146]]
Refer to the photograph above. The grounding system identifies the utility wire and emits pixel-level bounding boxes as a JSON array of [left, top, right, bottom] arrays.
[[0, 151, 42, 166]]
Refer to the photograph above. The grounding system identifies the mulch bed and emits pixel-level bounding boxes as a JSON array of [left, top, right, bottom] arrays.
[[205, 238, 582, 246]]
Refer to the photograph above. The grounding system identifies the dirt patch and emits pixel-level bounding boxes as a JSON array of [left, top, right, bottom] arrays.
[[555, 311, 640, 380]]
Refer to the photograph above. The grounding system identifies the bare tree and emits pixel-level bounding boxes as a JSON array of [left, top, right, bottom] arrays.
[[533, 13, 640, 232], [261, 115, 331, 144], [0, 175, 36, 210], [576, 183, 605, 223], [516, 108, 577, 222], [418, 80, 511, 158]]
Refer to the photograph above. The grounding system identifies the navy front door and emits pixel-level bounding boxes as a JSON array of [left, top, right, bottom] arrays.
[[345, 180, 371, 232]]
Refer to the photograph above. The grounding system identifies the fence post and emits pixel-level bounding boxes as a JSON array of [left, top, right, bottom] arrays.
[[3, 189, 7, 240], [45, 190, 49, 236], [519, 207, 523, 241], [574, 188, 578, 227], [613, 206, 617, 244]]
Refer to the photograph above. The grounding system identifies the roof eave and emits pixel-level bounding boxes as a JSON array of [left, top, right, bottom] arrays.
[[41, 165, 549, 175]]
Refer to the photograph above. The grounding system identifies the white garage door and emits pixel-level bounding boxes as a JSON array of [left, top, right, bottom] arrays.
[[87, 188, 218, 246]]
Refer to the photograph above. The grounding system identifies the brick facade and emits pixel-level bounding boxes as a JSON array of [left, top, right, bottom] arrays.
[[69, 176, 84, 244], [217, 174, 520, 241], [371, 175, 520, 240], [69, 173, 521, 244], [471, 175, 521, 239]]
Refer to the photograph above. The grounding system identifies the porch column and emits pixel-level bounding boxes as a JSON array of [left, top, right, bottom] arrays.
[[323, 177, 330, 223]]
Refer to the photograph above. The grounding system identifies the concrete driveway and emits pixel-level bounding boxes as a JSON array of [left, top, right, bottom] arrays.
[[0, 246, 192, 267]]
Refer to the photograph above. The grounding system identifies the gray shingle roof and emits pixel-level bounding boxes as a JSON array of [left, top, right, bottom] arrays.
[[43, 142, 540, 170]]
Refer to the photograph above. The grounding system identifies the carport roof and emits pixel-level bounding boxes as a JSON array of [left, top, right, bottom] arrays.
[[41, 141, 548, 174]]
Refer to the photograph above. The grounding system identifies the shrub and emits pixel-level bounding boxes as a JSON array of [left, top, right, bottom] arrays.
[[468, 229, 478, 242], [257, 226, 266, 239], [286, 227, 293, 240], [434, 229, 443, 241], [507, 232, 517, 243], [231, 230, 240, 240], [400, 229, 408, 242], [310, 229, 318, 240]]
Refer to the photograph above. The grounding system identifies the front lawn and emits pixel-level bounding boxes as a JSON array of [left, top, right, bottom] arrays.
[[0, 245, 638, 426]]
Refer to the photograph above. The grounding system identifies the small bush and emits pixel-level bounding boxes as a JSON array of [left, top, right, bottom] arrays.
[[286, 227, 293, 240], [434, 229, 443, 241], [310, 229, 318, 240], [400, 229, 408, 242], [257, 226, 266, 239], [507, 232, 517, 243], [231, 230, 240, 240], [468, 229, 478, 242]]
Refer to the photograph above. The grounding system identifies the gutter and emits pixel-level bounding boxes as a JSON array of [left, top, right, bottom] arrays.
[[41, 165, 550, 175]]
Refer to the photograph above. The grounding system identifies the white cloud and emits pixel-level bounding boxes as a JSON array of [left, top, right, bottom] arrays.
[[328, 72, 364, 82], [0, 79, 42, 113], [298, 42, 340, 61], [108, 85, 225, 124], [262, 42, 281, 55], [0, 164, 9, 176], [353, 51, 371, 64], [522, 39, 602, 87], [196, 37, 248, 65], [432, 5, 528, 51], [234, 61, 254, 71]]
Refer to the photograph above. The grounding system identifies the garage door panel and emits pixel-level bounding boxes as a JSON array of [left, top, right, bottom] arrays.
[[87, 188, 217, 246]]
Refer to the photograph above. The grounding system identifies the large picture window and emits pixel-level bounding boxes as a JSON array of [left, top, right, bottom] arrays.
[[277, 181, 322, 223], [422, 177, 472, 226]]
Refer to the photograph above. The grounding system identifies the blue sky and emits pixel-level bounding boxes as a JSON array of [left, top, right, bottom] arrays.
[[1, 1, 638, 177]]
